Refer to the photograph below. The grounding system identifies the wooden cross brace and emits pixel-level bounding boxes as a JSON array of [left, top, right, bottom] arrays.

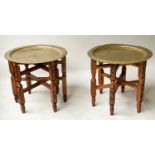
[[91, 60, 147, 115], [8, 57, 67, 113]]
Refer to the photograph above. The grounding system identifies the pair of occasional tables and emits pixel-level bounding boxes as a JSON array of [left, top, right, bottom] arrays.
[[4, 44, 152, 115]]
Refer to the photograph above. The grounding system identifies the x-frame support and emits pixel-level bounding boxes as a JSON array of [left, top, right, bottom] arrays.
[[8, 56, 67, 113], [91, 60, 146, 115]]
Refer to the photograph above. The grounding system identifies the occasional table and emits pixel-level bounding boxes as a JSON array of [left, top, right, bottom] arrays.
[[5, 45, 67, 113], [88, 44, 152, 115]]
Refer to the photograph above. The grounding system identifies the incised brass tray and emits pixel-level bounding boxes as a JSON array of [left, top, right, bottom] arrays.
[[5, 45, 67, 64], [88, 44, 152, 64]]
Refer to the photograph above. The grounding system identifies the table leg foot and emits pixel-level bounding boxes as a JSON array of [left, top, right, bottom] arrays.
[[21, 105, 26, 113]]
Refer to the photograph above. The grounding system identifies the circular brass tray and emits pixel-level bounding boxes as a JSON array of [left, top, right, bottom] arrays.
[[5, 45, 67, 64], [88, 44, 152, 64]]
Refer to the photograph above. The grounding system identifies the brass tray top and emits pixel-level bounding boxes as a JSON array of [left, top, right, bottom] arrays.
[[88, 44, 152, 64], [5, 45, 67, 64]]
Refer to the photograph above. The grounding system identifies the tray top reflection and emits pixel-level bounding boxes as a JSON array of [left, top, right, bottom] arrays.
[[5, 45, 67, 64], [88, 44, 152, 64]]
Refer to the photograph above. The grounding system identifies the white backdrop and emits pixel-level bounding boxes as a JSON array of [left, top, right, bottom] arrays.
[[0, 35, 155, 119]]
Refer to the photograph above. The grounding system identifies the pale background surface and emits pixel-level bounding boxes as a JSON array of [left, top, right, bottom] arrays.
[[0, 35, 155, 120]]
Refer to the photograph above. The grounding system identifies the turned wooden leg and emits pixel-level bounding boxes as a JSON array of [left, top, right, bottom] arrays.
[[9, 62, 18, 103], [91, 59, 97, 107], [11, 76, 18, 103], [136, 61, 146, 113], [62, 57, 67, 102], [49, 62, 57, 112], [14, 64, 25, 113], [109, 65, 117, 115], [25, 64, 32, 94], [55, 62, 59, 94], [121, 65, 126, 93], [98, 63, 104, 94]]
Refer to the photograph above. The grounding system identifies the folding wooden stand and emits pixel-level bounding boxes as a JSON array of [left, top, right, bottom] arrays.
[[91, 60, 146, 115], [8, 57, 67, 113]]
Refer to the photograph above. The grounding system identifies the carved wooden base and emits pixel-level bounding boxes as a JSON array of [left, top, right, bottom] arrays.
[[90, 59, 147, 115], [8, 56, 67, 113]]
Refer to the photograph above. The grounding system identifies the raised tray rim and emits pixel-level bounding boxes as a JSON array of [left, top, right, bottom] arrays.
[[4, 44, 67, 64], [88, 44, 153, 64]]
